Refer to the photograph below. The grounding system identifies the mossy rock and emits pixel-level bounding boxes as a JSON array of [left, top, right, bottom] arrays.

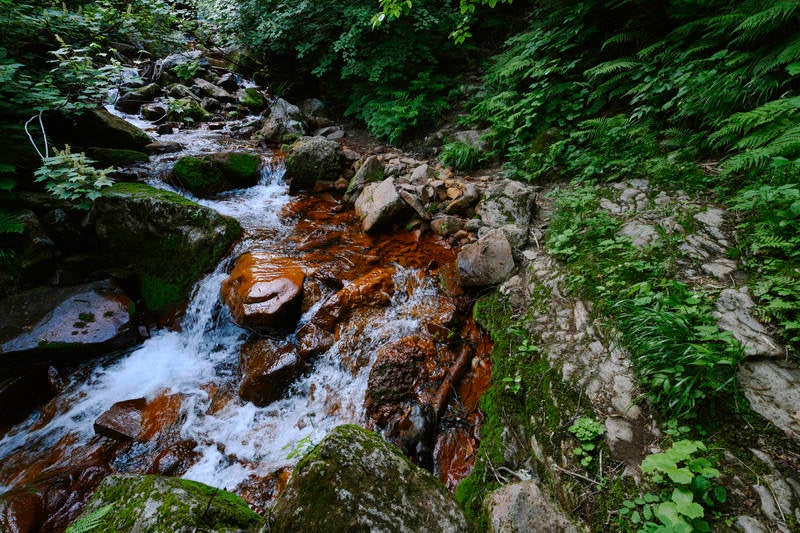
[[173, 156, 225, 196], [173, 153, 261, 196], [284, 136, 343, 191], [95, 183, 242, 315], [66, 474, 263, 533], [87, 147, 149, 167], [167, 98, 210, 123], [211, 152, 261, 184], [46, 108, 151, 150], [271, 424, 468, 532], [240, 87, 266, 111]]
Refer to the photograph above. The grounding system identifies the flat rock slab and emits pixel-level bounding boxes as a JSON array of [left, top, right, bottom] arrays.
[[0, 281, 135, 371], [738, 359, 800, 441], [94, 398, 146, 441], [714, 288, 782, 357]]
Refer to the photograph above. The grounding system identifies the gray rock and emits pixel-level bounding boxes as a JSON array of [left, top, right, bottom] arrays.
[[484, 480, 579, 533], [300, 98, 325, 117], [269, 97, 302, 121], [159, 50, 206, 71], [141, 102, 167, 122], [115, 83, 161, 114], [410, 163, 433, 184], [735, 516, 769, 533], [452, 129, 490, 152], [738, 360, 800, 441], [499, 223, 529, 250], [458, 228, 515, 286], [68, 474, 262, 532], [346, 155, 385, 202], [398, 189, 431, 220], [465, 218, 483, 232], [271, 424, 468, 532], [701, 258, 738, 281], [283, 136, 343, 191], [479, 179, 536, 229], [714, 288, 782, 356], [618, 221, 659, 248], [355, 178, 409, 233]]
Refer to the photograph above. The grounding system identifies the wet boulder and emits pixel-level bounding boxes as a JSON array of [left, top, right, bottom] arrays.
[[94, 397, 146, 441], [0, 280, 136, 373], [7, 209, 58, 275], [354, 177, 410, 233], [221, 252, 305, 330], [86, 147, 148, 167], [94, 183, 242, 315], [365, 336, 438, 455], [172, 152, 261, 197], [193, 77, 235, 102], [114, 83, 162, 114], [68, 474, 263, 532], [271, 424, 468, 532], [256, 97, 307, 144], [457, 228, 515, 287], [284, 136, 343, 191], [47, 108, 151, 150], [238, 339, 304, 406], [310, 267, 395, 330], [141, 102, 168, 122]]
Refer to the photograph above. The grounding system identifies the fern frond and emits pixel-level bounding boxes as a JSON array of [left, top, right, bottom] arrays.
[[734, 1, 800, 39], [710, 97, 800, 147], [65, 504, 114, 533], [0, 209, 23, 234], [601, 32, 645, 51], [584, 59, 641, 81]]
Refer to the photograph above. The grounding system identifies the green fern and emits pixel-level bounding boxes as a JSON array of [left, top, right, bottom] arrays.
[[584, 59, 641, 81], [65, 504, 114, 533], [734, 1, 800, 40]]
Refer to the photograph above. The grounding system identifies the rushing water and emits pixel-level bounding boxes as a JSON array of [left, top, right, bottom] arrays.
[[0, 108, 490, 528]]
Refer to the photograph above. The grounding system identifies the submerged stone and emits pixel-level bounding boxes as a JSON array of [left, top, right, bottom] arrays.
[[68, 474, 263, 532], [271, 424, 468, 532]]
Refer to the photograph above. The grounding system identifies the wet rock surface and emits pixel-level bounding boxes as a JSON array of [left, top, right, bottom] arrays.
[[271, 425, 468, 532], [0, 280, 136, 371], [238, 339, 304, 406], [94, 397, 147, 441], [284, 136, 342, 190], [221, 252, 305, 330]]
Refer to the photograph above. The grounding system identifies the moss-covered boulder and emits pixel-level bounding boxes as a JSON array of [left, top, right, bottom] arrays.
[[95, 183, 242, 315], [211, 152, 261, 183], [239, 87, 266, 111], [173, 153, 261, 197], [271, 424, 468, 532], [67, 475, 263, 532], [87, 147, 149, 167], [172, 156, 225, 196], [283, 136, 343, 191]]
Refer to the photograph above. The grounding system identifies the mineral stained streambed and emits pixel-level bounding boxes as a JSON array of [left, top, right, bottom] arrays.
[[0, 116, 491, 530]]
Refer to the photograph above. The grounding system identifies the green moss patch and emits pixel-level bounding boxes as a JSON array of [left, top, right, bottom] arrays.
[[173, 156, 225, 196], [67, 474, 263, 533], [241, 88, 266, 110]]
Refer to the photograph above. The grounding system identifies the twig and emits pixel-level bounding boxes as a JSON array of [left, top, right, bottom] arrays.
[[551, 464, 601, 485]]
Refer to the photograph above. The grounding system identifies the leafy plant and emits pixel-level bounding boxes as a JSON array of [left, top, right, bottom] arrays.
[[568, 417, 605, 468], [172, 58, 204, 81], [33, 147, 114, 209], [501, 373, 522, 394], [440, 141, 485, 170], [65, 504, 114, 533], [620, 440, 727, 532]]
